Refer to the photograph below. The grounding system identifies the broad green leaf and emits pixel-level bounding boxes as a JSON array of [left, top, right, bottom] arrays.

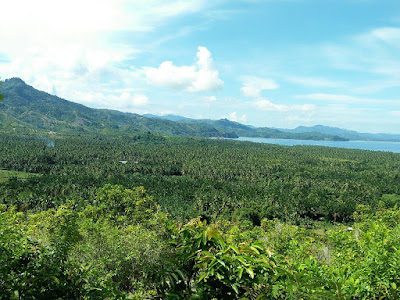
[[232, 283, 239, 294], [249, 246, 260, 255], [217, 259, 226, 267], [198, 272, 208, 282], [246, 268, 255, 279], [203, 231, 207, 245], [229, 245, 239, 254], [237, 267, 244, 279], [206, 226, 218, 240]]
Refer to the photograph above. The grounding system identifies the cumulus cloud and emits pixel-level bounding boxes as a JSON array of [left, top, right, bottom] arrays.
[[226, 112, 247, 123], [238, 76, 314, 113], [254, 99, 315, 112], [240, 76, 279, 98], [132, 94, 149, 106], [67, 90, 150, 113], [120, 93, 149, 107], [0, 0, 214, 110], [145, 46, 224, 92]]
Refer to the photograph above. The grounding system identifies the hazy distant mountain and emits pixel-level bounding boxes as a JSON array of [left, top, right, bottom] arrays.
[[142, 114, 349, 141], [143, 114, 193, 122], [282, 125, 400, 142]]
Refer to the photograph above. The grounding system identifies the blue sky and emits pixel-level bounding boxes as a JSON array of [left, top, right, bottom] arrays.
[[1, 0, 400, 133]]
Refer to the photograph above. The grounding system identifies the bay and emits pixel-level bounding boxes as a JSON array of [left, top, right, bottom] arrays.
[[236, 137, 400, 153]]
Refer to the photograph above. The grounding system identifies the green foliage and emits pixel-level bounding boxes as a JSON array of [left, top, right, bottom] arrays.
[[95, 184, 159, 224], [71, 215, 168, 295], [2, 186, 400, 298], [156, 218, 280, 299], [0, 185, 171, 298], [0, 205, 123, 299], [1, 133, 399, 222], [1, 133, 400, 298], [0, 169, 38, 182]]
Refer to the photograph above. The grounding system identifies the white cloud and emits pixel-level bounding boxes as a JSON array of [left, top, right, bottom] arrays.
[[365, 27, 400, 47], [132, 94, 149, 106], [145, 61, 197, 90], [120, 93, 149, 107], [322, 27, 400, 83], [226, 112, 247, 123], [240, 76, 279, 98], [203, 96, 217, 102], [0, 0, 209, 38], [296, 93, 358, 102], [66, 89, 149, 113], [285, 76, 345, 88], [0, 0, 214, 109], [254, 99, 315, 112], [296, 93, 400, 105], [145, 46, 224, 92], [352, 80, 400, 94]]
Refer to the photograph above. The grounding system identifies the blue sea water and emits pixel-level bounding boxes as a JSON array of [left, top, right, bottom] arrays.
[[235, 137, 400, 153]]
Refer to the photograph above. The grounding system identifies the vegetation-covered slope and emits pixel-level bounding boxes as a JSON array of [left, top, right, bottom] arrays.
[[146, 114, 349, 141], [1, 133, 400, 298], [0, 78, 237, 138], [0, 78, 349, 141], [1, 133, 399, 222]]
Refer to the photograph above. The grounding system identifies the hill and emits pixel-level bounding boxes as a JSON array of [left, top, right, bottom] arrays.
[[0, 78, 237, 138], [143, 115, 349, 141], [282, 125, 400, 142], [0, 78, 354, 141]]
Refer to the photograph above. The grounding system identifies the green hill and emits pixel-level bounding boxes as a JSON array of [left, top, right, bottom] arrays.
[[0, 78, 237, 138], [148, 115, 349, 141], [0, 78, 348, 141]]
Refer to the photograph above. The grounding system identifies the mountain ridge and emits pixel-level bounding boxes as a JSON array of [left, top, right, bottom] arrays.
[[1, 77, 395, 141], [144, 115, 400, 142], [0, 78, 238, 138]]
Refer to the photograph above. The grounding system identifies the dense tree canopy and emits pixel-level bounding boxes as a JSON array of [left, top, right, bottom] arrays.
[[1, 132, 400, 298], [0, 133, 399, 223]]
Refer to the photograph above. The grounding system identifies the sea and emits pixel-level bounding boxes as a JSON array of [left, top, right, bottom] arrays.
[[235, 137, 400, 153]]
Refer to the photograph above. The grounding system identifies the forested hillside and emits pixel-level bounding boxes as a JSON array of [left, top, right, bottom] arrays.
[[0, 78, 348, 141], [1, 133, 400, 298], [145, 114, 349, 141], [0, 78, 237, 138]]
